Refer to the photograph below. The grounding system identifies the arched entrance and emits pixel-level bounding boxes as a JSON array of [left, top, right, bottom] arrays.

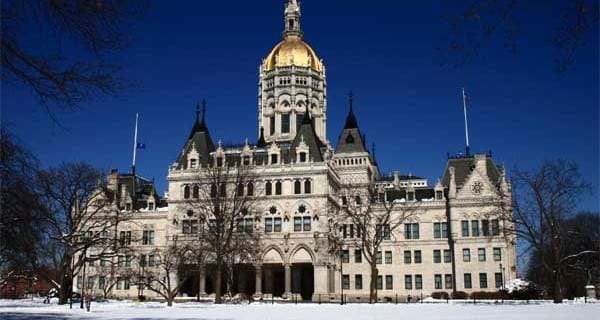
[[291, 247, 314, 300], [262, 248, 285, 297]]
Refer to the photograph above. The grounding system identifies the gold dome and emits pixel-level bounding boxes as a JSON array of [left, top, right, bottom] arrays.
[[264, 36, 322, 72]]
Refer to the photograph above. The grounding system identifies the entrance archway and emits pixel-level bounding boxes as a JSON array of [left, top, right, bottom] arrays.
[[291, 247, 314, 300]]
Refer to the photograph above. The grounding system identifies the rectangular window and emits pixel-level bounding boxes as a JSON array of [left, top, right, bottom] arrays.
[[271, 154, 278, 164], [275, 182, 282, 195], [493, 248, 502, 261], [492, 219, 500, 236], [148, 255, 155, 267], [405, 275, 413, 290], [463, 248, 471, 262], [98, 276, 105, 290], [444, 249, 452, 263], [148, 203, 154, 211], [303, 216, 311, 231], [269, 116, 275, 135], [433, 223, 441, 239], [120, 231, 131, 246], [377, 224, 391, 240], [385, 251, 392, 264], [436, 190, 443, 200], [244, 218, 253, 233], [464, 273, 472, 289], [125, 255, 132, 267], [355, 274, 363, 289], [495, 273, 503, 289], [294, 217, 302, 232], [140, 254, 147, 267], [461, 220, 470, 237], [87, 276, 94, 290], [414, 250, 422, 263], [118, 256, 125, 268], [354, 249, 362, 263], [342, 250, 349, 263], [415, 275, 423, 289], [342, 274, 350, 290], [265, 218, 273, 233], [124, 279, 130, 290], [445, 274, 453, 289], [142, 230, 155, 245], [385, 275, 393, 290], [471, 220, 480, 236], [433, 250, 441, 263], [479, 273, 488, 289], [281, 114, 290, 133], [478, 248, 486, 262], [376, 251, 382, 264], [406, 223, 420, 239], [377, 276, 383, 290], [434, 274, 442, 289], [482, 219, 490, 236], [412, 223, 420, 239], [404, 250, 412, 264], [441, 222, 448, 238], [273, 217, 282, 232]]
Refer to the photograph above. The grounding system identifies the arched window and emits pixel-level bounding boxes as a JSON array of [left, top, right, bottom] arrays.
[[237, 183, 244, 196], [294, 180, 301, 194], [192, 185, 199, 199], [183, 185, 190, 199], [355, 196, 362, 205], [247, 182, 254, 196], [265, 181, 272, 196], [210, 184, 217, 198], [304, 179, 311, 194], [275, 181, 282, 195]]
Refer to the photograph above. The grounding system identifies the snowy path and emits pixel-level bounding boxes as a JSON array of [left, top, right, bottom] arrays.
[[1, 299, 597, 320]]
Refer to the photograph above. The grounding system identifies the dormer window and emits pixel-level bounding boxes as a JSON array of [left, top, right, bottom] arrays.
[[407, 191, 415, 201], [243, 155, 251, 166], [436, 190, 443, 200], [346, 134, 354, 144], [271, 154, 278, 164], [148, 203, 154, 211], [125, 203, 132, 211], [299, 152, 307, 162], [216, 157, 223, 167], [342, 196, 347, 206], [190, 159, 197, 169]]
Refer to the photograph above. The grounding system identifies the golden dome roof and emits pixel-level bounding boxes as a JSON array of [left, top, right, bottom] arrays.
[[264, 36, 322, 72]]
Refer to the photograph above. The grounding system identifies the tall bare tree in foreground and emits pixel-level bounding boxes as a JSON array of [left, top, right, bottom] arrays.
[[184, 162, 262, 304], [502, 160, 595, 303], [335, 185, 419, 303], [36, 162, 126, 304]]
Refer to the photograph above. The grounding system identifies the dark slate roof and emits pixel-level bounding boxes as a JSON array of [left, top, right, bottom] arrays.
[[117, 174, 164, 210], [379, 174, 426, 182], [335, 105, 368, 154], [385, 188, 443, 201], [440, 155, 501, 187], [289, 111, 324, 162], [175, 110, 215, 169]]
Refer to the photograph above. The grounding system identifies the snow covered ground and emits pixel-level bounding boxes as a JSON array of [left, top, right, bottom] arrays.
[[0, 298, 598, 320]]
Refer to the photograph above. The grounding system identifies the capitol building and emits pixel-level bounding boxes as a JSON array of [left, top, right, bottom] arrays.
[[78, 0, 517, 302]]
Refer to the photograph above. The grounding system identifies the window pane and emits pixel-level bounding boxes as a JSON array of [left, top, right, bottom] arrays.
[[434, 274, 442, 289], [479, 273, 488, 289], [463, 248, 471, 262], [405, 275, 412, 290], [444, 249, 452, 263], [415, 275, 423, 289], [492, 219, 500, 236], [464, 273, 472, 289], [414, 250, 422, 263], [461, 220, 469, 237], [433, 250, 441, 263], [385, 275, 393, 290], [471, 220, 480, 236], [354, 249, 362, 263], [482, 219, 490, 236], [355, 275, 363, 289], [404, 250, 411, 264], [478, 248, 486, 262], [281, 114, 290, 133], [294, 217, 302, 232], [385, 251, 392, 264]]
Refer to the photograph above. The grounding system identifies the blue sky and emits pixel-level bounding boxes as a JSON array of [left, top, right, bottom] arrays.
[[2, 1, 598, 211]]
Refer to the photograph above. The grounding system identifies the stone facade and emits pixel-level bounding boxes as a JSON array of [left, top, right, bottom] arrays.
[[77, 0, 517, 302]]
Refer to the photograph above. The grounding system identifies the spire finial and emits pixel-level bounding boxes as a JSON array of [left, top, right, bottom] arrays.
[[195, 103, 201, 124], [201, 99, 207, 125], [371, 143, 376, 159], [348, 91, 353, 113], [283, 0, 302, 38]]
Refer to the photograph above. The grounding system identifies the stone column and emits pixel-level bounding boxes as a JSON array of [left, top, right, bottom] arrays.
[[313, 263, 329, 301], [284, 263, 292, 297], [254, 264, 262, 298], [199, 265, 206, 296]]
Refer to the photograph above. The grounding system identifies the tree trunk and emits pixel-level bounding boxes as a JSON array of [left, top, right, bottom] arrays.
[[215, 261, 222, 304], [167, 296, 173, 307], [369, 264, 378, 304], [552, 270, 563, 303], [58, 253, 73, 305]]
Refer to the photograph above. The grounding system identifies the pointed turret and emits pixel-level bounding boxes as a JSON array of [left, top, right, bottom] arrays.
[[257, 126, 267, 148], [290, 104, 324, 162], [176, 101, 215, 169], [335, 92, 368, 154]]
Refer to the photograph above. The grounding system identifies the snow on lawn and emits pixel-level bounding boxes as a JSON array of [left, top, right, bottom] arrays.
[[0, 298, 598, 320]]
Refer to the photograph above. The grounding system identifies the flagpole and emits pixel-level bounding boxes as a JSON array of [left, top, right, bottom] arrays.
[[462, 88, 471, 156], [131, 113, 138, 211]]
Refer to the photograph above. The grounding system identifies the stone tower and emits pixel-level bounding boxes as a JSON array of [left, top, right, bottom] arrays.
[[258, 0, 327, 144]]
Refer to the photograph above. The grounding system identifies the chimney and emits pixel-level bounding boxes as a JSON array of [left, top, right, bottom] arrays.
[[448, 167, 457, 199]]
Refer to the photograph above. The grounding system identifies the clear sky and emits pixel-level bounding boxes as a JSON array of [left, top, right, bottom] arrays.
[[2, 1, 598, 211]]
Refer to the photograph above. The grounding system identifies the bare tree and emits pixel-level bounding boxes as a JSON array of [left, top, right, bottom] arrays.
[[501, 160, 595, 303], [0, 129, 48, 275], [133, 243, 188, 307], [36, 162, 128, 304], [442, 0, 599, 72], [335, 184, 419, 303], [1, 0, 146, 120], [184, 162, 262, 304]]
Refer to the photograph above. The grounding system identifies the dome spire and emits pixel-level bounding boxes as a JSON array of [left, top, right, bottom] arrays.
[[283, 0, 302, 38]]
